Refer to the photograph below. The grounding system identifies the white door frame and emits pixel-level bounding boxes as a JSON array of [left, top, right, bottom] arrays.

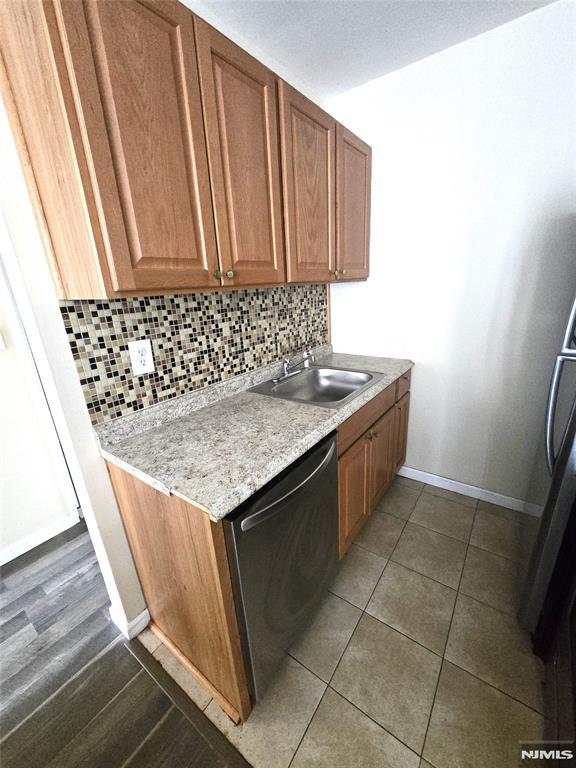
[[0, 99, 148, 637], [0, 250, 81, 564]]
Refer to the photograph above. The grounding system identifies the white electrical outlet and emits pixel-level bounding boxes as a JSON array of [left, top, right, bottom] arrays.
[[128, 339, 155, 376]]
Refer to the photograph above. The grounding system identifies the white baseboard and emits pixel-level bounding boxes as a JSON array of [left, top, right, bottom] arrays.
[[0, 514, 80, 566], [109, 603, 150, 639], [397, 466, 543, 518]]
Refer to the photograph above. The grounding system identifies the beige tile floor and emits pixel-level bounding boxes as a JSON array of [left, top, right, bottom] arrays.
[[139, 478, 546, 768]]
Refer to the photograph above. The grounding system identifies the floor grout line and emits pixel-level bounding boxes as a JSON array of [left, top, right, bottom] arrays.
[[376, 488, 442, 759], [287, 601, 363, 685], [330, 547, 451, 597], [118, 704, 175, 768], [418, 498, 478, 760], [463, 540, 522, 565], [287, 546, 389, 765], [402, 516, 474, 545], [328, 568, 532, 682], [285, 685, 327, 768], [453, 587, 521, 620], [439, 658, 546, 718], [324, 492, 429, 759], [363, 607, 445, 659], [327, 490, 472, 759], [325, 685, 422, 757], [288, 536, 407, 768], [291, 486, 536, 765], [327, 545, 389, 683], [0, 633, 124, 743], [296, 503, 542, 764]]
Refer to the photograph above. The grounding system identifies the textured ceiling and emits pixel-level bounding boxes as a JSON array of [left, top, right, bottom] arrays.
[[183, 0, 557, 99]]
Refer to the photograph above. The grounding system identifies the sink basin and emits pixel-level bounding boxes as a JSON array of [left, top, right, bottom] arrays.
[[249, 366, 383, 408]]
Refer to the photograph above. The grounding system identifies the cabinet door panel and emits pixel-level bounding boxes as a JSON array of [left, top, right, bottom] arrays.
[[338, 436, 370, 558], [58, 0, 219, 291], [195, 19, 285, 286], [336, 124, 371, 280], [395, 392, 411, 472], [279, 82, 335, 283], [370, 407, 397, 508]]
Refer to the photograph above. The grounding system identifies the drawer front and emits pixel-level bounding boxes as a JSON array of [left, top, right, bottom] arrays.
[[337, 382, 395, 456], [395, 370, 411, 401]]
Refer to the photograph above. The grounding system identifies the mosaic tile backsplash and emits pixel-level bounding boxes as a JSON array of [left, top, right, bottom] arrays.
[[60, 284, 328, 425]]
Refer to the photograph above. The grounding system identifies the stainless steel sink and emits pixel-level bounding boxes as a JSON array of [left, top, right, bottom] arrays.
[[249, 366, 383, 408]]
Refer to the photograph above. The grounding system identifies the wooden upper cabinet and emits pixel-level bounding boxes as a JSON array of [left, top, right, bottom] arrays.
[[2, 2, 371, 296], [194, 19, 285, 287], [279, 82, 336, 283], [336, 124, 371, 281], [56, 0, 220, 293]]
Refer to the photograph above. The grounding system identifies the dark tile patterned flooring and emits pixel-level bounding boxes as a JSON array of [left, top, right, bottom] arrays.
[[0, 522, 248, 768]]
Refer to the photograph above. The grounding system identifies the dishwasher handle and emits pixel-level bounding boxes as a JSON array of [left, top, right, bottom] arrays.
[[240, 440, 336, 532]]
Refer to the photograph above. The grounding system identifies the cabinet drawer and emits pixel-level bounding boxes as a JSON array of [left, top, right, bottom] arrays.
[[338, 383, 395, 456], [395, 370, 411, 401]]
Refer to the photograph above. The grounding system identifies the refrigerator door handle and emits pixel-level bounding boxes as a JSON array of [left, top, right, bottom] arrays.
[[546, 355, 576, 475], [560, 294, 576, 355]]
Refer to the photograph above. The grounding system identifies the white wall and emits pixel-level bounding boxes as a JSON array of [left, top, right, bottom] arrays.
[[181, 0, 324, 104], [0, 263, 79, 563], [328, 0, 576, 505]]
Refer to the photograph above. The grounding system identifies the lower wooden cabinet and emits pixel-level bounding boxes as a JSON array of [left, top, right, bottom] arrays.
[[370, 406, 397, 508], [338, 433, 371, 556], [395, 392, 410, 472], [106, 463, 252, 723], [338, 375, 411, 557]]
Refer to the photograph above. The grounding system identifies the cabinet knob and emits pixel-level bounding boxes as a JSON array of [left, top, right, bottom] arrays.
[[225, 270, 234, 279], [332, 270, 340, 278], [340, 269, 347, 276], [214, 270, 222, 279]]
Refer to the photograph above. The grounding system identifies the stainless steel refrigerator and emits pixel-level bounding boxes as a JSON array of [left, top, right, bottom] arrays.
[[519, 295, 576, 740]]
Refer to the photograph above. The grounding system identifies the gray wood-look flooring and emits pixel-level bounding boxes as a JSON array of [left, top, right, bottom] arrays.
[[0, 522, 249, 768]]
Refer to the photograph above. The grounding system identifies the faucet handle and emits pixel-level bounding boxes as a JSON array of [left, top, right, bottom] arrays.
[[303, 349, 315, 367]]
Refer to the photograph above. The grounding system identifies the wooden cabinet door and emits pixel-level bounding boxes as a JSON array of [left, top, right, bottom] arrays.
[[370, 407, 396, 508], [394, 393, 411, 472], [279, 82, 336, 283], [194, 19, 285, 287], [338, 435, 370, 558], [57, 0, 220, 292], [336, 124, 371, 281]]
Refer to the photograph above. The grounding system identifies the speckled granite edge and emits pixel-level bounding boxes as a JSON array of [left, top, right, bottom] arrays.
[[96, 343, 333, 447], [101, 451, 172, 497], [101, 352, 414, 522], [199, 356, 413, 520]]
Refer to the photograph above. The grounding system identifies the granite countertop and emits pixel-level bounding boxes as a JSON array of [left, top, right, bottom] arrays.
[[99, 352, 413, 521]]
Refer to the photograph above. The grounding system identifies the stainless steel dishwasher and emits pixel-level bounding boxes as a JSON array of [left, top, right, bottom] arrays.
[[224, 434, 338, 702]]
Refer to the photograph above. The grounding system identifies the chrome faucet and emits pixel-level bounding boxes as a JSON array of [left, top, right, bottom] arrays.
[[275, 349, 315, 382]]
